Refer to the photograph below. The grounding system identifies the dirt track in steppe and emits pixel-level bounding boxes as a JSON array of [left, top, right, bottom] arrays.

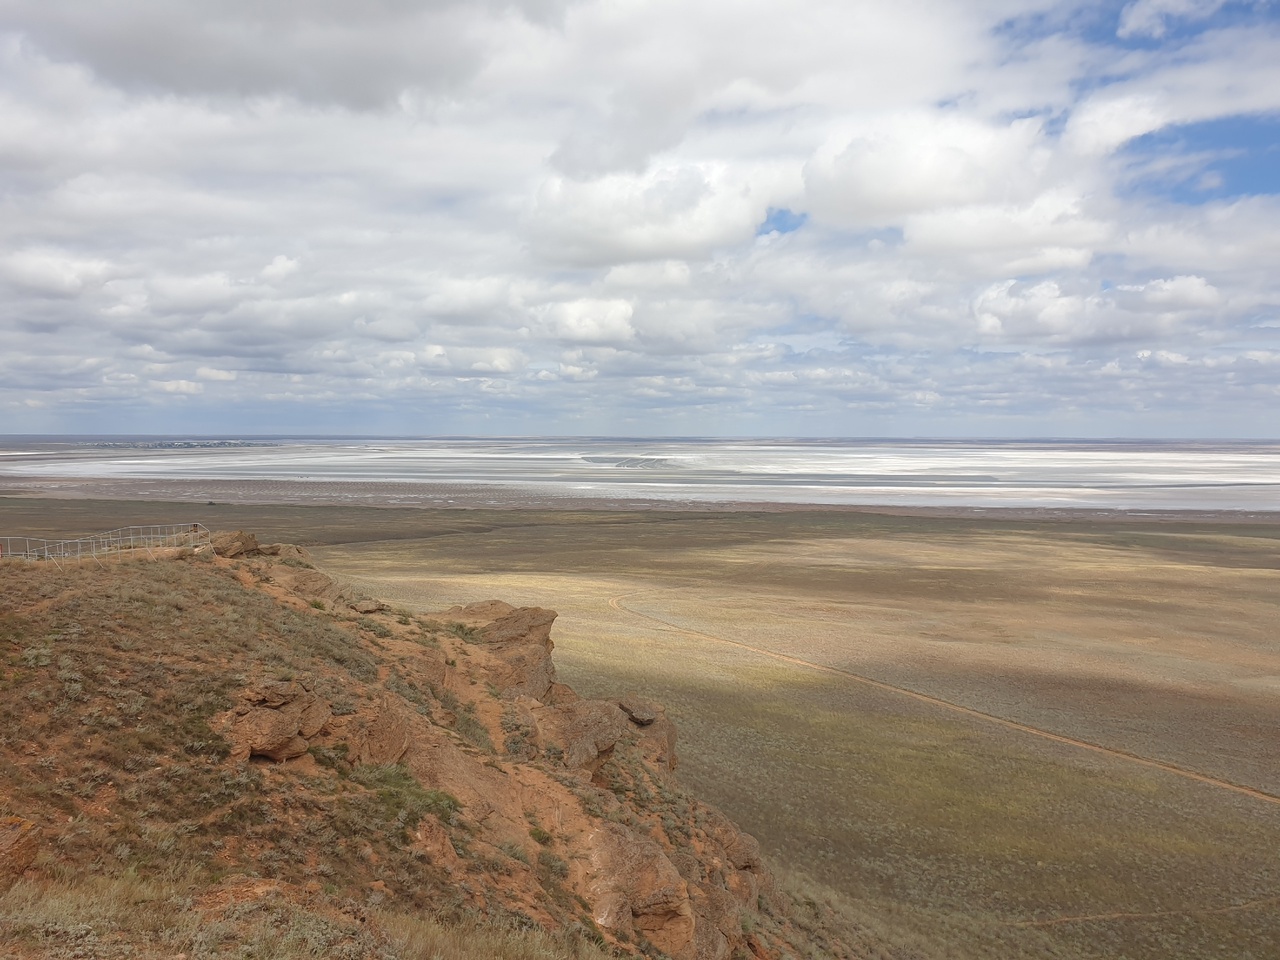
[[605, 590, 1280, 807]]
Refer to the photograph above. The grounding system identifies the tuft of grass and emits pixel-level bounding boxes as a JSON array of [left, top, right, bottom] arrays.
[[498, 840, 531, 866], [357, 616, 391, 639], [0, 873, 615, 960], [447, 621, 481, 642], [537, 850, 568, 881], [454, 708, 495, 753], [347, 763, 462, 829]]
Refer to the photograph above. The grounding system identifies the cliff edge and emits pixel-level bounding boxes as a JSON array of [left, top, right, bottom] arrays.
[[0, 532, 856, 959]]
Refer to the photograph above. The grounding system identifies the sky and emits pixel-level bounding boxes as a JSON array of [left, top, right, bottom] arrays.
[[1, 0, 1278, 438]]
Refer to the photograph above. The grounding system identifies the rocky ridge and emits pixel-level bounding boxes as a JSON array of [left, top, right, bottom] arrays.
[[0, 532, 854, 959]]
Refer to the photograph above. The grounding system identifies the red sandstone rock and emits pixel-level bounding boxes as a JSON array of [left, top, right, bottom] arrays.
[[347, 696, 413, 766], [475, 607, 560, 700], [216, 677, 332, 762], [211, 530, 260, 558], [532, 700, 632, 772], [588, 822, 697, 959], [0, 816, 39, 894]]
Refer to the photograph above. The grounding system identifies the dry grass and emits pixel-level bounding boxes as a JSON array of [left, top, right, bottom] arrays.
[[0, 554, 631, 959], [5, 500, 1280, 958], [299, 507, 1280, 960], [1, 874, 613, 960]]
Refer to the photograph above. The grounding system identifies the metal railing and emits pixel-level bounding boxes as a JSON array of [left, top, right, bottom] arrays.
[[0, 523, 211, 567]]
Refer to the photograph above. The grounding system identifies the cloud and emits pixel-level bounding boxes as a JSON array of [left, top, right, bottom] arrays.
[[261, 255, 299, 281], [0, 0, 1277, 436], [540, 298, 636, 344], [806, 113, 1052, 225], [152, 379, 203, 394], [1117, 0, 1230, 39], [528, 163, 769, 264], [0, 248, 109, 297], [1125, 274, 1223, 308], [1064, 93, 1173, 156], [196, 366, 237, 381], [0, 0, 514, 108]]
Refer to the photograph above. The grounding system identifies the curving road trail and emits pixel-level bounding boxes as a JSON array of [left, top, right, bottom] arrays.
[[607, 592, 1280, 808]]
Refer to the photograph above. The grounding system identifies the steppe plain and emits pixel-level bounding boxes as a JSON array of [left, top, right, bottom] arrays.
[[3, 490, 1279, 959]]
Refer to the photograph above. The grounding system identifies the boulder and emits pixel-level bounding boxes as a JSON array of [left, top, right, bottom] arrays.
[[703, 808, 763, 873], [689, 885, 733, 960], [412, 647, 449, 690], [533, 700, 632, 772], [479, 606, 557, 647], [211, 530, 260, 558], [475, 607, 559, 700], [349, 597, 388, 614], [634, 705, 679, 775], [617, 694, 660, 725], [273, 567, 341, 602], [412, 817, 460, 870], [588, 822, 696, 959], [217, 677, 332, 762], [257, 543, 312, 560], [0, 816, 39, 894], [444, 599, 515, 620], [347, 696, 413, 766], [543, 682, 579, 705], [691, 881, 744, 946]]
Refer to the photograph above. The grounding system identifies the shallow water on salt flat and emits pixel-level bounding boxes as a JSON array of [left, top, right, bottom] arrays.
[[2, 437, 1278, 510]]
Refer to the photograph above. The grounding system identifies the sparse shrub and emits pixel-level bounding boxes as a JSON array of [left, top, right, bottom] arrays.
[[528, 826, 552, 846], [346, 764, 461, 831], [387, 668, 435, 718], [358, 617, 391, 639], [537, 850, 568, 881], [308, 743, 352, 776], [446, 622, 480, 642], [433, 686, 460, 712], [21, 645, 52, 668], [454, 710, 494, 753], [498, 841, 530, 865]]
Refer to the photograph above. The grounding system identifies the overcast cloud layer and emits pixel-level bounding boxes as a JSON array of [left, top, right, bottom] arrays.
[[1, 0, 1278, 436]]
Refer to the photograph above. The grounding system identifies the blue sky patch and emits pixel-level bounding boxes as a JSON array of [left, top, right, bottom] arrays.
[[1120, 114, 1280, 203], [757, 207, 808, 235], [999, 3, 1278, 54]]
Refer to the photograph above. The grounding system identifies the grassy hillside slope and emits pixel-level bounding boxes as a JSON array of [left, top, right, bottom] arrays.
[[0, 545, 890, 960]]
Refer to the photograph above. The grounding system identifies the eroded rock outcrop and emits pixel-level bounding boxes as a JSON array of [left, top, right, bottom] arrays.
[[0, 816, 39, 894], [209, 551, 791, 958], [589, 822, 697, 959], [2, 535, 841, 960], [211, 530, 261, 558], [346, 695, 414, 766], [215, 676, 332, 762], [533, 699, 633, 772], [257, 543, 310, 560], [619, 694, 679, 774], [466, 604, 560, 700]]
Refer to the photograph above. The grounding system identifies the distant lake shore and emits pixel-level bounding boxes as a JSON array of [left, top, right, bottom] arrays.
[[2, 437, 1279, 514]]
